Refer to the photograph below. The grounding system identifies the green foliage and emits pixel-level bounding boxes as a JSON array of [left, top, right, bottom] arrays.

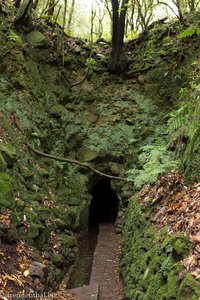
[[167, 68, 200, 183], [8, 31, 23, 46], [126, 142, 179, 189], [178, 27, 200, 38], [86, 57, 97, 74]]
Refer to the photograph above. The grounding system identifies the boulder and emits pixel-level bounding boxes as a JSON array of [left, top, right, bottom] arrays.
[[76, 148, 98, 162], [49, 104, 66, 117], [30, 261, 48, 280], [137, 75, 146, 85], [26, 31, 47, 48], [0, 143, 17, 167]]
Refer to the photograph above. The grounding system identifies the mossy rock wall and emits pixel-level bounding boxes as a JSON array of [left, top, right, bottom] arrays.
[[121, 196, 200, 300], [0, 172, 14, 208]]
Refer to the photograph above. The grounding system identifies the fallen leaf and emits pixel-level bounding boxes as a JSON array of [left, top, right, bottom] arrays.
[[191, 232, 200, 244], [23, 270, 30, 277]]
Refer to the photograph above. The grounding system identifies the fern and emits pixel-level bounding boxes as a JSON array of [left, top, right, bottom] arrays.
[[167, 102, 190, 134], [126, 142, 179, 189], [178, 27, 200, 38]]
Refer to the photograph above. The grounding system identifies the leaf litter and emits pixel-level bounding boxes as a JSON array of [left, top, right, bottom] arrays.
[[0, 210, 77, 300]]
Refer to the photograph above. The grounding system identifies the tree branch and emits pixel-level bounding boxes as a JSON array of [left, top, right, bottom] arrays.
[[61, 68, 89, 88], [26, 142, 132, 182], [157, 1, 179, 18]]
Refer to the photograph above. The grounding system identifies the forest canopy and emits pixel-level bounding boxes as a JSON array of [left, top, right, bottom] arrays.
[[4, 0, 200, 40]]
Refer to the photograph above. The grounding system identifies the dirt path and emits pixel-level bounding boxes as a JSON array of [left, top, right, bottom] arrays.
[[89, 223, 123, 300]]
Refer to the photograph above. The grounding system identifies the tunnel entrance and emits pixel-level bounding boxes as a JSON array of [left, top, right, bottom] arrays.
[[89, 178, 119, 227], [67, 178, 119, 289]]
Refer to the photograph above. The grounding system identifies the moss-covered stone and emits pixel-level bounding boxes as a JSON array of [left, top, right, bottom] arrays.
[[177, 274, 200, 300], [0, 153, 7, 171], [52, 254, 63, 267], [36, 207, 51, 221], [38, 168, 49, 178], [52, 207, 76, 229], [163, 233, 191, 260], [25, 222, 44, 241], [76, 148, 99, 162], [0, 172, 13, 208], [26, 31, 47, 48], [20, 165, 34, 179], [49, 105, 67, 117], [34, 229, 51, 250], [72, 200, 89, 231], [55, 233, 78, 267], [0, 143, 17, 166]]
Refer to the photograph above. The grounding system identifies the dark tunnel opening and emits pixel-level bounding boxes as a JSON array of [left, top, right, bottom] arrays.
[[89, 178, 119, 227]]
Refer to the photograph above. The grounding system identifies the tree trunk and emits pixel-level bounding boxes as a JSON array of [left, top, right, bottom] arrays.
[[67, 0, 75, 34], [47, 0, 55, 16], [110, 0, 129, 72], [14, 0, 33, 26], [14, 0, 22, 8], [188, 0, 195, 12], [33, 0, 39, 9], [173, 0, 184, 21]]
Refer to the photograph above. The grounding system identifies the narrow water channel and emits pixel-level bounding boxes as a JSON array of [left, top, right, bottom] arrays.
[[67, 227, 98, 289], [67, 178, 119, 289]]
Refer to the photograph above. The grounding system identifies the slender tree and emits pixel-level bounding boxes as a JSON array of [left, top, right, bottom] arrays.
[[47, 0, 55, 17], [110, 0, 129, 72], [33, 0, 39, 9], [14, 0, 33, 26], [14, 0, 22, 8], [67, 0, 75, 34]]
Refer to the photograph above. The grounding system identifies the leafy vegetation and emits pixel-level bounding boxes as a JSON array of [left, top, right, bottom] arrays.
[[0, 0, 200, 298], [126, 142, 179, 189]]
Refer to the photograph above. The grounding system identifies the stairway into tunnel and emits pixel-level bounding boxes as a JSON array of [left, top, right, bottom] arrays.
[[67, 178, 119, 289]]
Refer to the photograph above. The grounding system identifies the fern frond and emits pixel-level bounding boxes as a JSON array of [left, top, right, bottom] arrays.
[[178, 27, 200, 38]]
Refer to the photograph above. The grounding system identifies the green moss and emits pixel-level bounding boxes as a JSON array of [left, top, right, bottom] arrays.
[[36, 207, 51, 221], [54, 233, 78, 267], [177, 274, 200, 300], [34, 229, 51, 250], [25, 31, 47, 48], [38, 168, 49, 178], [52, 207, 76, 229], [52, 254, 63, 267], [0, 172, 14, 208], [49, 105, 67, 117], [58, 233, 78, 248], [0, 153, 7, 171], [72, 200, 89, 231], [0, 143, 17, 166], [20, 166, 34, 179], [25, 222, 44, 243], [121, 195, 199, 300], [163, 233, 191, 259]]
